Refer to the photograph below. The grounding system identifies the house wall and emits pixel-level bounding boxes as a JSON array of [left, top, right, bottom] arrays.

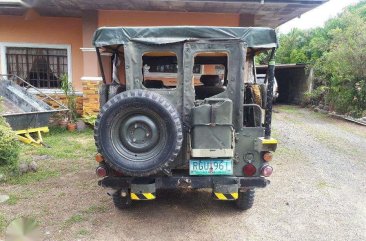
[[98, 10, 240, 27], [0, 14, 83, 91]]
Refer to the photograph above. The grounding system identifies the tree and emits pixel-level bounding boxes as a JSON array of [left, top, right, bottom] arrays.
[[275, 0, 366, 117]]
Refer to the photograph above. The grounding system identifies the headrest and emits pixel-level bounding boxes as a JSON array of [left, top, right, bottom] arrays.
[[200, 75, 221, 86]]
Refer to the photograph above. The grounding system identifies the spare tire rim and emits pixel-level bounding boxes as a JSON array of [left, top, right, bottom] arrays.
[[120, 115, 159, 153], [110, 109, 167, 162]]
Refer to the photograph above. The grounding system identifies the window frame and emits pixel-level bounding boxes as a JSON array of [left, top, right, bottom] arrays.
[[0, 42, 72, 94], [141, 51, 181, 90]]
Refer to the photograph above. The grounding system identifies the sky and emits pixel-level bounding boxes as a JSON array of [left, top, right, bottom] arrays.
[[278, 0, 362, 33]]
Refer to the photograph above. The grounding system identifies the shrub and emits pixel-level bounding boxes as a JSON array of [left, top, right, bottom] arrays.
[[82, 114, 98, 127], [302, 86, 328, 106], [0, 116, 20, 169]]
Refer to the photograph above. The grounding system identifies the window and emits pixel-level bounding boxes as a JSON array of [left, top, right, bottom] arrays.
[[193, 52, 228, 100], [142, 52, 181, 88], [6, 47, 68, 88]]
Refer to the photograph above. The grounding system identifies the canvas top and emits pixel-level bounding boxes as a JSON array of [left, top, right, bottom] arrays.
[[93, 26, 278, 49]]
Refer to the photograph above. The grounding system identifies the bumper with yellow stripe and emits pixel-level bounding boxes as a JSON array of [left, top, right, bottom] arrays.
[[131, 192, 156, 200], [99, 176, 269, 190], [214, 192, 238, 200], [99, 176, 269, 201]]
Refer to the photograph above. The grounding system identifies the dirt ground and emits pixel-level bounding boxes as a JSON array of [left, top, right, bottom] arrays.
[[1, 105, 366, 241]]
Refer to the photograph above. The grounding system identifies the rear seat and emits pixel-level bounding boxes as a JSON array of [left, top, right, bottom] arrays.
[[195, 75, 226, 99]]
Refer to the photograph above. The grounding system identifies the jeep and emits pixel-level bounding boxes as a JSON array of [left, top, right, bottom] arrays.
[[93, 26, 278, 210]]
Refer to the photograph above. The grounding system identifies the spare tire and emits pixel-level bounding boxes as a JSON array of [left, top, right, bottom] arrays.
[[95, 90, 183, 176]]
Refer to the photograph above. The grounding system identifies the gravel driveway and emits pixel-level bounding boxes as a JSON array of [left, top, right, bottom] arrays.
[[2, 105, 365, 241], [87, 105, 366, 241]]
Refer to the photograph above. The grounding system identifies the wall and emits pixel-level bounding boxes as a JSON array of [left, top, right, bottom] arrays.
[[0, 14, 83, 91], [257, 65, 310, 104], [275, 67, 309, 104], [98, 10, 240, 26]]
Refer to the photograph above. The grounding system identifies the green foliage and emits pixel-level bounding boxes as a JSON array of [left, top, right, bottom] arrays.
[[0, 214, 6, 233], [6, 194, 19, 205], [277, 1, 366, 117], [0, 116, 20, 170], [60, 74, 78, 123], [303, 86, 328, 106], [82, 114, 97, 126]]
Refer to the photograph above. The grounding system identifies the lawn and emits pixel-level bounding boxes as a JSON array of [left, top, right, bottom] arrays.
[[0, 127, 103, 240]]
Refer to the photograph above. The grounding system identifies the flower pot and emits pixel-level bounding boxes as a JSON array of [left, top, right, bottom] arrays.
[[59, 119, 68, 129], [67, 123, 77, 132]]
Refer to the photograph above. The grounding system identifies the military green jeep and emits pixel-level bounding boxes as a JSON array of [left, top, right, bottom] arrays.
[[93, 26, 278, 210]]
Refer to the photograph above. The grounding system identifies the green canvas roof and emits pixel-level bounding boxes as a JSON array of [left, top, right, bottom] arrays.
[[93, 26, 278, 49]]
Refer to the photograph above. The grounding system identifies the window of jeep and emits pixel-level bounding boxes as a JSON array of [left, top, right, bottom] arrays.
[[193, 52, 228, 100], [141, 52, 180, 89], [98, 46, 126, 87]]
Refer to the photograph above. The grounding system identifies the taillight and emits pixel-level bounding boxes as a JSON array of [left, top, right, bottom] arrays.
[[95, 153, 104, 163], [263, 152, 273, 162], [261, 165, 273, 177], [243, 164, 256, 176], [96, 166, 107, 177]]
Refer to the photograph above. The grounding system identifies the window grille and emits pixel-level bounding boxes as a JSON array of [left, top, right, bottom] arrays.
[[6, 47, 68, 88]]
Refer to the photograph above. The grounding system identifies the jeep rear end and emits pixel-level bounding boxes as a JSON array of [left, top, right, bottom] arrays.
[[92, 26, 278, 210]]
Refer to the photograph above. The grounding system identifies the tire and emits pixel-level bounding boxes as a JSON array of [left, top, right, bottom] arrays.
[[235, 189, 255, 210], [112, 190, 132, 210], [95, 89, 183, 176], [252, 84, 262, 107]]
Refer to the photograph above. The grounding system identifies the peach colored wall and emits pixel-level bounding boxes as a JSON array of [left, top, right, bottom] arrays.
[[82, 11, 99, 77], [0, 15, 83, 91], [98, 10, 240, 27]]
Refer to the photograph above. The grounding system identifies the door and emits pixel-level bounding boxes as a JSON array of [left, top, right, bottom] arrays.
[[182, 40, 247, 130]]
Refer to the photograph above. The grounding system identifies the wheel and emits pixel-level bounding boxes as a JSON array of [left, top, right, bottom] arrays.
[[235, 189, 255, 210], [252, 84, 262, 107], [95, 90, 183, 176], [112, 190, 132, 210]]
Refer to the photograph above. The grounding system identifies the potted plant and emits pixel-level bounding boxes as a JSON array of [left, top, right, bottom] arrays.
[[60, 74, 78, 131]]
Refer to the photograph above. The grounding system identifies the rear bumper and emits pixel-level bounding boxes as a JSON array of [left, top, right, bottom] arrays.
[[98, 176, 269, 190]]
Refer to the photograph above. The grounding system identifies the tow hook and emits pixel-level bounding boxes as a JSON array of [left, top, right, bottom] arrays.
[[177, 178, 192, 188]]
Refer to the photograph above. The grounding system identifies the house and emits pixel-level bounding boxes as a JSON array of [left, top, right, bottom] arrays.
[[0, 0, 327, 115]]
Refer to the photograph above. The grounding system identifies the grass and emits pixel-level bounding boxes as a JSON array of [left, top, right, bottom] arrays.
[[6, 194, 18, 205], [275, 105, 301, 114], [0, 214, 6, 233], [1, 126, 97, 238], [82, 205, 108, 214], [64, 214, 86, 227], [6, 169, 60, 185], [77, 229, 89, 236], [2, 126, 96, 186], [62, 205, 107, 229], [20, 127, 95, 162]]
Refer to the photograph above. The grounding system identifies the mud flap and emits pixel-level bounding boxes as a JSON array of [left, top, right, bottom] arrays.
[[213, 179, 239, 201], [130, 182, 156, 201]]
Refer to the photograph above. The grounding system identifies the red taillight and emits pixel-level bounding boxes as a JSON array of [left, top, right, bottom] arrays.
[[261, 165, 273, 177], [96, 166, 107, 177], [243, 164, 256, 176]]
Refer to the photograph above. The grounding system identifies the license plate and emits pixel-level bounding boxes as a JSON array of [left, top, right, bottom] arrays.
[[189, 160, 233, 176]]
